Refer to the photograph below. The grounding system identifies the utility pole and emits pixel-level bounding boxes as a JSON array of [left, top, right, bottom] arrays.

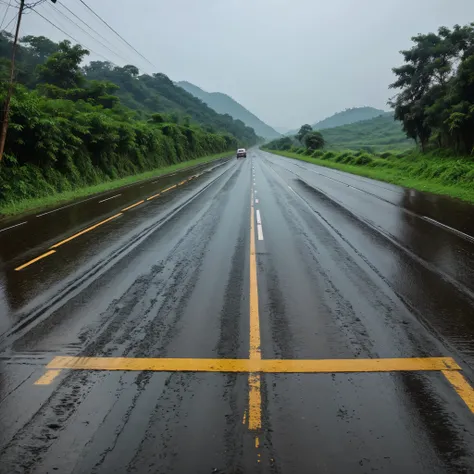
[[0, 0, 25, 163], [0, 0, 56, 163]]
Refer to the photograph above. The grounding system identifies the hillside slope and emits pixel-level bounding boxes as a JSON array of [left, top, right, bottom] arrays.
[[321, 112, 414, 150], [81, 65, 257, 145], [313, 106, 386, 130], [178, 81, 280, 139]]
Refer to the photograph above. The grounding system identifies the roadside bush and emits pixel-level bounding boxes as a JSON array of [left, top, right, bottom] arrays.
[[439, 163, 472, 185], [311, 150, 324, 157], [321, 151, 336, 160], [354, 153, 373, 165], [342, 155, 357, 164]]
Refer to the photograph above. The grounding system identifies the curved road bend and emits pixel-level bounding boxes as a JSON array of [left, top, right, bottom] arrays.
[[0, 149, 473, 473]]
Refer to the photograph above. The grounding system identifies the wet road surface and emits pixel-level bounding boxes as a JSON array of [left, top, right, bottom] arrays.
[[1, 149, 474, 473]]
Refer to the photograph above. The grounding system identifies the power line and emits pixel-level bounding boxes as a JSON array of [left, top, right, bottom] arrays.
[[58, 1, 121, 55], [44, 1, 129, 64], [30, 6, 117, 64], [76, 0, 155, 69], [0, 0, 12, 29], [3, 9, 16, 31]]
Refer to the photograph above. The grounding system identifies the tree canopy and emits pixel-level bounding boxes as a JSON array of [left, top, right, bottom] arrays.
[[390, 23, 474, 154], [0, 33, 251, 206], [296, 124, 312, 143]]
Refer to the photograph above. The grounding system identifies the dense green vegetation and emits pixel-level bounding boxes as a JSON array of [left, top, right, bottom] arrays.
[[178, 81, 280, 139], [263, 148, 474, 203], [274, 112, 411, 152], [1, 151, 230, 216], [390, 23, 474, 154], [0, 33, 258, 215], [265, 117, 412, 153], [320, 113, 414, 151], [265, 23, 474, 202]]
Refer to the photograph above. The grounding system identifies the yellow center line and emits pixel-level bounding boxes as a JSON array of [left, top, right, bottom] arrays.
[[442, 370, 474, 414], [34, 369, 62, 385], [46, 356, 459, 373], [15, 250, 56, 271], [146, 192, 161, 201], [249, 187, 262, 430], [50, 213, 123, 249], [161, 184, 177, 193], [178, 180, 187, 186], [121, 200, 144, 212]]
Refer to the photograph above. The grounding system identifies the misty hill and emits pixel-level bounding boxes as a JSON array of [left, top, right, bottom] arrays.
[[0, 34, 258, 145], [321, 112, 414, 151], [313, 106, 387, 130], [82, 66, 257, 144], [178, 81, 280, 139]]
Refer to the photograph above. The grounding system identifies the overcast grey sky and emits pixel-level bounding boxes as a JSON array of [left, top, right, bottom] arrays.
[[16, 0, 474, 129]]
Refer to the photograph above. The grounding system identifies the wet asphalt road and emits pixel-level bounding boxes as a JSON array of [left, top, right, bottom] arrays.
[[1, 149, 474, 473]]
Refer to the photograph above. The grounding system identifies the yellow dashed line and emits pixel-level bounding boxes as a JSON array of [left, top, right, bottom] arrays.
[[50, 213, 123, 249], [147, 192, 161, 201], [15, 250, 56, 271], [121, 200, 144, 212], [161, 185, 177, 193]]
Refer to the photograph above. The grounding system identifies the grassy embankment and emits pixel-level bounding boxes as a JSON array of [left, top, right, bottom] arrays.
[[263, 148, 474, 204], [0, 151, 231, 218]]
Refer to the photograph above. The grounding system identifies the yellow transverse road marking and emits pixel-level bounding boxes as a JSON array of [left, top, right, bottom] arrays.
[[121, 200, 144, 212], [34, 369, 62, 385], [47, 356, 460, 373], [15, 250, 56, 271], [50, 213, 123, 249], [249, 187, 262, 430], [442, 370, 474, 414]]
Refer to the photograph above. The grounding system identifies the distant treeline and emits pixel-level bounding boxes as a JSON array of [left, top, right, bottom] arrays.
[[0, 34, 258, 206]]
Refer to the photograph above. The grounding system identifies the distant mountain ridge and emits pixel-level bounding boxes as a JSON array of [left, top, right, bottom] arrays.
[[312, 107, 387, 130], [177, 81, 281, 139]]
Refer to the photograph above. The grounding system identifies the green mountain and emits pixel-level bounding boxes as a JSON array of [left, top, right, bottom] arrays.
[[177, 81, 280, 140], [313, 106, 387, 130], [82, 67, 257, 145], [321, 112, 414, 151]]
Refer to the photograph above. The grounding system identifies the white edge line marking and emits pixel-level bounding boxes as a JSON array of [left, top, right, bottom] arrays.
[[257, 224, 264, 240], [35, 194, 100, 217], [0, 221, 27, 233], [98, 193, 122, 203], [422, 216, 474, 243], [255, 199, 259, 204], [256, 209, 262, 225]]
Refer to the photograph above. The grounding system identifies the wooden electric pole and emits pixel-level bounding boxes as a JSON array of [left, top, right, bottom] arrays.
[[0, 0, 25, 163]]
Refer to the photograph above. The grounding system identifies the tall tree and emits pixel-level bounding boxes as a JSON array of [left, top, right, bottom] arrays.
[[296, 124, 312, 143], [37, 40, 89, 90]]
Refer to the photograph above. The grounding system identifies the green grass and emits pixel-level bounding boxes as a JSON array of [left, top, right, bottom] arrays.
[[263, 149, 474, 204], [0, 151, 232, 218]]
